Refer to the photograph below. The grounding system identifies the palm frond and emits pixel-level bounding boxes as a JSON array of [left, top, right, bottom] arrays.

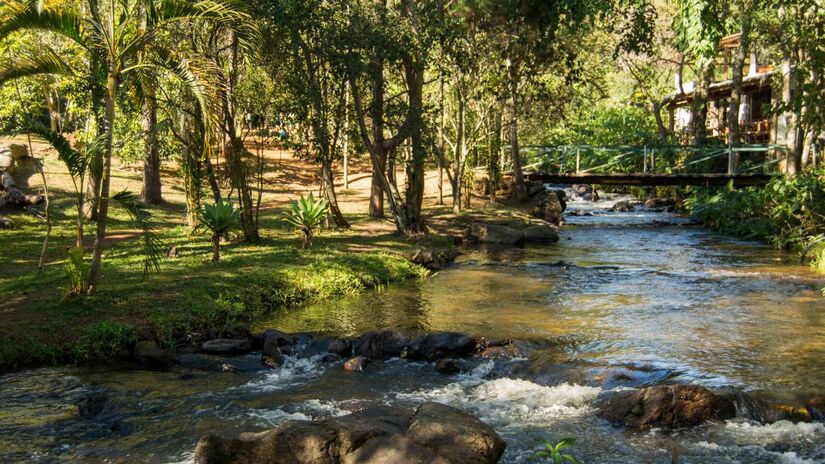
[[110, 190, 164, 276], [20, 121, 88, 180], [0, 46, 76, 86], [0, 3, 88, 49], [137, 45, 220, 158]]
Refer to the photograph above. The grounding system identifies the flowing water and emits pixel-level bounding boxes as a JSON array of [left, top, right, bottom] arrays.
[[1, 192, 824, 463]]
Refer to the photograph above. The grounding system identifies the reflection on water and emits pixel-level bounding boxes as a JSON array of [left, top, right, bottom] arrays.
[[266, 221, 824, 393], [1, 195, 823, 463]]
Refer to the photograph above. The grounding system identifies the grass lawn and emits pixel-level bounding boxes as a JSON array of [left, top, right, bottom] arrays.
[[0, 162, 458, 370]]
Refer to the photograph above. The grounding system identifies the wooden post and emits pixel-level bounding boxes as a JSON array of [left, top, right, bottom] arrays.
[[575, 147, 581, 174], [727, 144, 735, 174], [643, 146, 648, 174], [650, 147, 655, 174], [561, 146, 567, 174]]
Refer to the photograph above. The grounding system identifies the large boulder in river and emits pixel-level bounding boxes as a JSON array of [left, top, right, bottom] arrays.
[[599, 384, 736, 430], [470, 223, 524, 245], [531, 190, 565, 225], [406, 402, 505, 464], [522, 224, 559, 243], [404, 332, 477, 361], [352, 330, 408, 359], [193, 402, 505, 464]]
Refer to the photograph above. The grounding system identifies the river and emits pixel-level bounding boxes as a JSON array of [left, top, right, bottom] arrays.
[[1, 192, 823, 463]]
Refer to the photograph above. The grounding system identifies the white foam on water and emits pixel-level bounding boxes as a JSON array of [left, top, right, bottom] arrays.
[[236, 354, 327, 392], [396, 360, 601, 430], [721, 420, 825, 446], [694, 441, 820, 464], [247, 408, 311, 427]]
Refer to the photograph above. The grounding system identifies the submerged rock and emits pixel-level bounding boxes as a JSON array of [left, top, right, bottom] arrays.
[[405, 332, 477, 361], [200, 339, 252, 355], [531, 190, 565, 226], [599, 384, 736, 430], [178, 353, 262, 373], [435, 358, 465, 375], [193, 402, 505, 464], [76, 391, 109, 419]]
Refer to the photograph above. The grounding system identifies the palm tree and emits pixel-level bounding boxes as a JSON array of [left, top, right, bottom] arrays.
[[0, 0, 250, 292]]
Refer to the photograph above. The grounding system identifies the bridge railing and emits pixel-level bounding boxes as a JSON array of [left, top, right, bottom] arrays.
[[509, 144, 788, 176]]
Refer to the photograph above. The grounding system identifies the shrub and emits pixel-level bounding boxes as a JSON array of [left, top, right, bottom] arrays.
[[197, 199, 241, 261], [285, 193, 329, 249], [65, 247, 89, 296], [72, 320, 137, 361]]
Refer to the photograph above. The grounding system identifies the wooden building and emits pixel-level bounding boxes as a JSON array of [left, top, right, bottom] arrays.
[[666, 33, 781, 145]]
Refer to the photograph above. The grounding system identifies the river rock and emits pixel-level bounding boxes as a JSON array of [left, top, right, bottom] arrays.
[[409, 248, 459, 271], [404, 332, 477, 361], [479, 339, 540, 359], [531, 191, 565, 225], [610, 200, 636, 212], [329, 337, 352, 356], [200, 338, 252, 355], [435, 358, 465, 375], [343, 356, 369, 371], [470, 223, 524, 245], [352, 330, 408, 359], [406, 402, 506, 464], [599, 384, 736, 430], [261, 342, 284, 368], [193, 402, 504, 464], [132, 340, 174, 367], [522, 224, 560, 243], [643, 197, 675, 209], [526, 181, 546, 197]]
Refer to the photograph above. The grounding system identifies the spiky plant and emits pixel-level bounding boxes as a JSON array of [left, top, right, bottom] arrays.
[[533, 438, 579, 464], [197, 199, 240, 261], [285, 193, 329, 249]]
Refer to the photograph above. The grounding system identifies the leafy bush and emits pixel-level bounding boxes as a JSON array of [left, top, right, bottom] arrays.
[[285, 193, 329, 249], [65, 247, 89, 296], [686, 170, 825, 268], [72, 320, 137, 361], [197, 199, 241, 261]]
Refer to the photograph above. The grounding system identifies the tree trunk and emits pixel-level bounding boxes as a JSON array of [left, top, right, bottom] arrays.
[[141, 84, 163, 204], [727, 11, 752, 145], [507, 65, 527, 202], [0, 170, 44, 206], [84, 51, 106, 220], [321, 161, 349, 228], [403, 58, 426, 233], [692, 62, 713, 145], [87, 70, 116, 292], [211, 234, 220, 262], [368, 55, 387, 219], [453, 89, 466, 213], [782, 46, 802, 175], [225, 138, 259, 241], [652, 101, 668, 143]]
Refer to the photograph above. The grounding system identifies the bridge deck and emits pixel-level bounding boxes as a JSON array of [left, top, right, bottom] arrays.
[[525, 173, 774, 187]]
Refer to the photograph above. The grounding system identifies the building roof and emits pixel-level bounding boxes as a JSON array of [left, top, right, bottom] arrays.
[[664, 70, 776, 107]]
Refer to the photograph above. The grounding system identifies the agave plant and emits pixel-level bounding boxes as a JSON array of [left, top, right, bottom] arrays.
[[285, 193, 329, 249], [197, 199, 240, 261], [534, 438, 579, 464]]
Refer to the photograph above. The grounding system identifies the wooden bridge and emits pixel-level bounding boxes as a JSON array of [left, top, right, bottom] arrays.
[[513, 144, 786, 187]]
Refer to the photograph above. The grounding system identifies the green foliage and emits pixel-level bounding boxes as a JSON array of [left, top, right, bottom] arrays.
[[72, 320, 137, 361], [65, 246, 89, 296], [285, 193, 329, 249], [540, 103, 659, 147], [197, 199, 241, 261], [534, 438, 579, 464], [686, 170, 825, 269]]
